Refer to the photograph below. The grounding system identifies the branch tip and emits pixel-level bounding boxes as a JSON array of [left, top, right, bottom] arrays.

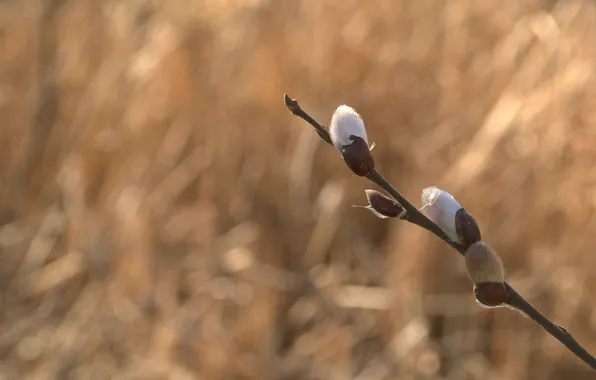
[[284, 93, 298, 113]]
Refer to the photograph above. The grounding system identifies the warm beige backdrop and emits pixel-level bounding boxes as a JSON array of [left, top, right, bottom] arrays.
[[1, 0, 596, 379]]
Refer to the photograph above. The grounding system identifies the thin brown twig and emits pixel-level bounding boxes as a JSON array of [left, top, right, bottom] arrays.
[[283, 93, 596, 371]]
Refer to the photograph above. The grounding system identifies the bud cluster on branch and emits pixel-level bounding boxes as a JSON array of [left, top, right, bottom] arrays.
[[420, 186, 508, 308]]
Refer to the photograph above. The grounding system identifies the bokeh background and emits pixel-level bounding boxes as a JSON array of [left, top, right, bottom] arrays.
[[1, 0, 596, 379]]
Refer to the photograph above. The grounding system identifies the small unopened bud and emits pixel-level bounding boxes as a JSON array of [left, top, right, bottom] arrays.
[[353, 189, 406, 219], [420, 186, 462, 242], [329, 105, 375, 177], [455, 208, 482, 249], [465, 241, 507, 307]]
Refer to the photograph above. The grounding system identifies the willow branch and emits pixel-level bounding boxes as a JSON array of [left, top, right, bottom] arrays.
[[283, 93, 596, 371]]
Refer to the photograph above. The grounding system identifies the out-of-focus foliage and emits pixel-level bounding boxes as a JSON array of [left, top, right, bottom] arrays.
[[1, 0, 596, 379]]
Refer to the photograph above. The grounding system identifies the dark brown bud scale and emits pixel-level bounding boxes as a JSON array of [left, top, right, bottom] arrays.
[[342, 136, 375, 177], [455, 208, 481, 249], [474, 282, 508, 307], [363, 189, 405, 218]]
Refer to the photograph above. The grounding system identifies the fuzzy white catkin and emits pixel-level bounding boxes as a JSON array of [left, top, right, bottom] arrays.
[[329, 105, 369, 152], [465, 241, 505, 284], [421, 186, 462, 242]]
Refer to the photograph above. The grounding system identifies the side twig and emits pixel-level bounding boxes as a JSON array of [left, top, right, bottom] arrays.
[[283, 93, 596, 371]]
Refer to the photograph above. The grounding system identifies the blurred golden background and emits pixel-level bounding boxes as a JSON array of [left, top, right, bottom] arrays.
[[1, 0, 596, 379]]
